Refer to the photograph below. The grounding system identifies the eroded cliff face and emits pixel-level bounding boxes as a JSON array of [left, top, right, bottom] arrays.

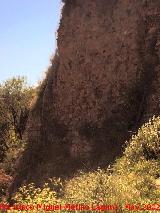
[[10, 0, 160, 194]]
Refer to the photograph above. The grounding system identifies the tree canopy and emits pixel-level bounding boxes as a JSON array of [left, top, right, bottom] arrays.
[[0, 77, 35, 165]]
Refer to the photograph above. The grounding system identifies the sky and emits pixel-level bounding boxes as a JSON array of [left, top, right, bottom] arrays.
[[0, 0, 62, 85]]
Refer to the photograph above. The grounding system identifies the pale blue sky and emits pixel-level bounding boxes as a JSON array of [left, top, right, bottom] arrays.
[[0, 0, 62, 85]]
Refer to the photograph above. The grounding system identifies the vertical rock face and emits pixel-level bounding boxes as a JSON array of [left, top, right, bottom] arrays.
[[10, 0, 160, 194]]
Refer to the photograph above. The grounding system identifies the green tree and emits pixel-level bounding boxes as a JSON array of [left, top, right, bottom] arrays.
[[0, 77, 35, 139], [0, 77, 35, 170]]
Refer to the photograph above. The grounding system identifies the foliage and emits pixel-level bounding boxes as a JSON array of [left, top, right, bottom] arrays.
[[0, 77, 35, 174], [0, 169, 12, 201], [0, 76, 35, 140], [8, 180, 62, 213], [0, 130, 26, 174], [8, 117, 160, 213]]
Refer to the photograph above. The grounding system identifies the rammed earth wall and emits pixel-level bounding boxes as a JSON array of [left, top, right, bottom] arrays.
[[10, 0, 160, 195]]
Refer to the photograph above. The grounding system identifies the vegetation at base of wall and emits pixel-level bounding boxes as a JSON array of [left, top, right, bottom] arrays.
[[0, 169, 12, 200], [0, 77, 36, 173], [7, 117, 160, 213], [0, 77, 36, 200]]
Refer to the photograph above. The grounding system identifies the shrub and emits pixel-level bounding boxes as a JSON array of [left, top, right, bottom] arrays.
[[0, 169, 12, 201], [7, 117, 160, 213], [0, 130, 26, 175]]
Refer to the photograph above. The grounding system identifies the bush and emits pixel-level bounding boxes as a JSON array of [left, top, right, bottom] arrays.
[[0, 130, 26, 175], [7, 117, 160, 213], [0, 77, 35, 175], [0, 170, 12, 201]]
